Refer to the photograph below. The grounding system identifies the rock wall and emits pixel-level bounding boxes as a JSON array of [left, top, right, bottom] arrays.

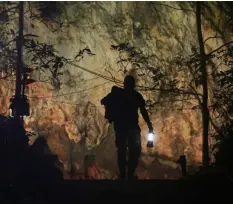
[[0, 2, 230, 179]]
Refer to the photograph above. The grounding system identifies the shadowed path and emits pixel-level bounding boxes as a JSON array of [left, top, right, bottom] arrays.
[[1, 178, 232, 203]]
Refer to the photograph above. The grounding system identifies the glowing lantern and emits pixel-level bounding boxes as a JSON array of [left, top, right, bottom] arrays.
[[146, 132, 158, 148]]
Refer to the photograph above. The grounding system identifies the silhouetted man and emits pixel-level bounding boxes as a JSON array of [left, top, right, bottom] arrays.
[[101, 75, 153, 179]]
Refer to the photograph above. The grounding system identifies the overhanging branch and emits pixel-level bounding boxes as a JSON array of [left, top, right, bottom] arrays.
[[207, 41, 233, 57]]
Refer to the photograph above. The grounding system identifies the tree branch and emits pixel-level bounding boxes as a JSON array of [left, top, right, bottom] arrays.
[[204, 36, 222, 44], [207, 41, 233, 57], [154, 2, 195, 13]]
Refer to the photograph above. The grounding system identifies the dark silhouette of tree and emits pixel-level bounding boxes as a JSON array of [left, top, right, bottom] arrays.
[[211, 46, 233, 175], [195, 2, 233, 169], [196, 2, 209, 168]]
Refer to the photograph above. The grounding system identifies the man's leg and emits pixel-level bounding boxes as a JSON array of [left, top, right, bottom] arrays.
[[114, 125, 127, 179], [128, 128, 141, 179], [116, 146, 127, 179]]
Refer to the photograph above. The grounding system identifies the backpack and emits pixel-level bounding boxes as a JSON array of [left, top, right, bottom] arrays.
[[101, 86, 123, 123]]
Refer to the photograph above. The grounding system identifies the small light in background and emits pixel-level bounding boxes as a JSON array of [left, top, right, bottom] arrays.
[[9, 108, 13, 117]]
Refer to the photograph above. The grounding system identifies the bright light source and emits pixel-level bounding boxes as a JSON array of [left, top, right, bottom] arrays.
[[147, 132, 159, 148], [9, 108, 13, 117], [147, 132, 155, 148], [148, 133, 154, 141]]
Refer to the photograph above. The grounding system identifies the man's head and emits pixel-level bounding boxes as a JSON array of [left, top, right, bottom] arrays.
[[124, 75, 135, 90]]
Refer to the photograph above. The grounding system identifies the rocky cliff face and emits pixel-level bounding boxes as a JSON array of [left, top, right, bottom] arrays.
[[0, 2, 230, 179]]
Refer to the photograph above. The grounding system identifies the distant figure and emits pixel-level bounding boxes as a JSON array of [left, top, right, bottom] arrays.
[[101, 75, 153, 179]]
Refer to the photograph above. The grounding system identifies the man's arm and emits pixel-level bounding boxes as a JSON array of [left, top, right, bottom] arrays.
[[138, 93, 153, 132]]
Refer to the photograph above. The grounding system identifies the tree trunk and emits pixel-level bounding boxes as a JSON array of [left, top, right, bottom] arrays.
[[15, 1, 24, 125], [196, 2, 209, 168]]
